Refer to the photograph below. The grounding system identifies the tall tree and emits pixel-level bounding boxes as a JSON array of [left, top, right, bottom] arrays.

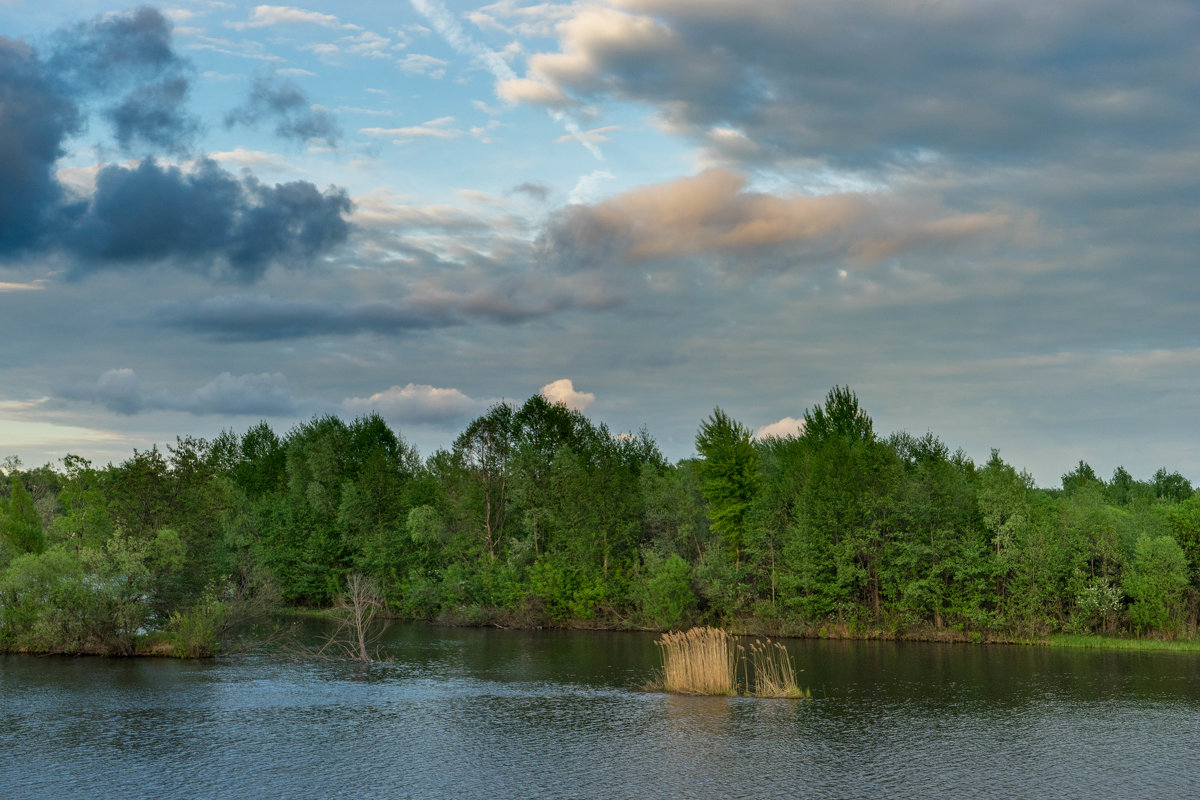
[[695, 408, 760, 563], [1, 474, 45, 560]]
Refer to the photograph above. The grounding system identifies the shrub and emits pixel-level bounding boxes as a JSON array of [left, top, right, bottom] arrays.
[[640, 552, 696, 629]]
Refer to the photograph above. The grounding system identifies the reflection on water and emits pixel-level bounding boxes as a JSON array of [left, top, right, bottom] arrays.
[[3, 625, 1199, 799]]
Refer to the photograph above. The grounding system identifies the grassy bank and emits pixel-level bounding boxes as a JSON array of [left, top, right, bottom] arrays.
[[1043, 634, 1200, 653]]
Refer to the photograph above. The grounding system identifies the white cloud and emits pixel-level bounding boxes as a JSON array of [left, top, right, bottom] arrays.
[[360, 117, 461, 140], [410, 0, 605, 160], [0, 419, 120, 448], [0, 280, 46, 293], [556, 125, 619, 145], [342, 383, 485, 424], [227, 5, 359, 31], [540, 378, 595, 412], [397, 53, 448, 78], [567, 169, 615, 205], [756, 416, 804, 440], [209, 147, 297, 173], [496, 77, 571, 108]]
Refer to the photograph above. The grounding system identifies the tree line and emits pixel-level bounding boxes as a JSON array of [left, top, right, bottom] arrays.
[[1, 387, 1197, 655]]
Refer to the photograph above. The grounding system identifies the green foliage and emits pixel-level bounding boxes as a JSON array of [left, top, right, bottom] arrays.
[[695, 407, 759, 560], [1061, 460, 1103, 495], [527, 553, 607, 620], [167, 588, 230, 658], [1152, 468, 1194, 503], [638, 552, 696, 629], [1124, 534, 1189, 635], [4, 386, 1200, 652], [1, 474, 45, 560]]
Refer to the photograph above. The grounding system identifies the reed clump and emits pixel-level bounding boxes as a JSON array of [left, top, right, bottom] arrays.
[[657, 626, 738, 695], [653, 627, 809, 698], [745, 638, 806, 698]]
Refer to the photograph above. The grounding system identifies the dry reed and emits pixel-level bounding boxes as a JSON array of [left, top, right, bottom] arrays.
[[746, 638, 804, 698], [654, 627, 808, 698], [656, 627, 738, 695]]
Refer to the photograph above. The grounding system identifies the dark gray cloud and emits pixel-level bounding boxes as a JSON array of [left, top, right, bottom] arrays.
[[63, 159, 352, 281], [55, 368, 300, 416], [514, 0, 1200, 168], [225, 75, 340, 146], [152, 295, 448, 341], [48, 6, 183, 90], [105, 77, 199, 151], [49, 6, 198, 154], [0, 12, 353, 280], [510, 182, 551, 202], [150, 265, 620, 340], [0, 37, 80, 255]]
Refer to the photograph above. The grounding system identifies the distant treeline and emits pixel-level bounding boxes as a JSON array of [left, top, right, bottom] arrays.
[[2, 387, 1198, 656]]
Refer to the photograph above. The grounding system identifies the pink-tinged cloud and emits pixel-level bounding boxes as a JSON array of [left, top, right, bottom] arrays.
[[540, 378, 595, 412]]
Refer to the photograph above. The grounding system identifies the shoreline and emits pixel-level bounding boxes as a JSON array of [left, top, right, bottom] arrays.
[[10, 613, 1200, 657]]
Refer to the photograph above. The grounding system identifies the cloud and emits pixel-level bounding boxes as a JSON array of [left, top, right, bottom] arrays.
[[227, 5, 358, 31], [540, 378, 594, 412], [756, 416, 803, 440], [55, 368, 300, 416], [151, 295, 449, 341], [0, 11, 353, 277], [511, 182, 551, 202], [150, 261, 620, 340], [209, 146, 295, 172], [540, 168, 1026, 273], [49, 7, 199, 154], [105, 77, 199, 152], [342, 383, 486, 425], [496, 77, 571, 108], [225, 75, 340, 146], [0, 37, 79, 255], [556, 125, 619, 146], [466, 0, 575, 38], [410, 0, 604, 159], [514, 0, 1200, 169], [0, 280, 46, 292], [360, 116, 461, 140], [566, 169, 615, 205], [397, 53, 447, 78], [351, 189, 515, 232], [63, 159, 352, 281]]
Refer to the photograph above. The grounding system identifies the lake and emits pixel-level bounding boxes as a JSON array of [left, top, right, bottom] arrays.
[[3, 624, 1198, 798]]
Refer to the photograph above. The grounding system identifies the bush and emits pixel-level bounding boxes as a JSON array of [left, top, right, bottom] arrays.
[[639, 552, 696, 629], [167, 591, 229, 658], [1125, 534, 1189, 635]]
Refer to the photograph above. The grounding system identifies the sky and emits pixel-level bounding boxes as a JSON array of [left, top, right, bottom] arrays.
[[1, 0, 1198, 486]]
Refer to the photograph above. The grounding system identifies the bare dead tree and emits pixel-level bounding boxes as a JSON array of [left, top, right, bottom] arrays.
[[315, 574, 391, 662]]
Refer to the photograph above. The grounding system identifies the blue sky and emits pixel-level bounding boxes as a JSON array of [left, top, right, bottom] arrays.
[[1, 0, 1198, 486]]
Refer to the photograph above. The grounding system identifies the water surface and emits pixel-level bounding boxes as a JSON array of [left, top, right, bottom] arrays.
[[3, 625, 1198, 798]]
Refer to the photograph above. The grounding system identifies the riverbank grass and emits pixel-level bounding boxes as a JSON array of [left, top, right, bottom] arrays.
[[1046, 634, 1200, 653], [654, 627, 808, 698]]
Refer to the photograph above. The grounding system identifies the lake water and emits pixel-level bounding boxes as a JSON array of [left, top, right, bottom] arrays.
[[3, 624, 1199, 799]]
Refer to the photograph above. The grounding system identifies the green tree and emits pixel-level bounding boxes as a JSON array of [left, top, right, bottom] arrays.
[[1, 474, 45, 560], [1152, 468, 1194, 503], [1124, 534, 1189, 635], [695, 408, 759, 562], [1061, 460, 1103, 495]]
